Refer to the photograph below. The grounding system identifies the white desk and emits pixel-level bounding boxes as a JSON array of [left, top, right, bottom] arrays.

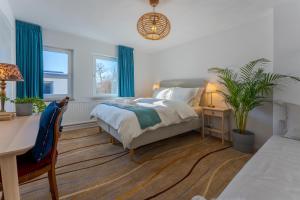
[[0, 115, 40, 200]]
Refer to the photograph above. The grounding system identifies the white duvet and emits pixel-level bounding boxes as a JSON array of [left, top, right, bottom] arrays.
[[90, 98, 198, 148]]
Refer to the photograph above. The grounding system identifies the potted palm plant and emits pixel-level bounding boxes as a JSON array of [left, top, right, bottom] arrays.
[[209, 58, 300, 153]]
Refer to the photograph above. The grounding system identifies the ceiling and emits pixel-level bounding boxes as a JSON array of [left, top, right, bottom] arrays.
[[9, 0, 287, 53]]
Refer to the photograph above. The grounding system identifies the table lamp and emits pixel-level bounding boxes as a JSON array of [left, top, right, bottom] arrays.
[[0, 63, 23, 112], [152, 83, 160, 90], [206, 83, 217, 108]]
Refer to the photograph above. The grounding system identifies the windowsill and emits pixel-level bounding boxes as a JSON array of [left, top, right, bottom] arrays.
[[43, 96, 74, 102], [44, 96, 135, 103]]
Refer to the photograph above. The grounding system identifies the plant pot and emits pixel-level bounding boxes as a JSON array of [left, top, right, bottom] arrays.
[[16, 103, 33, 116], [232, 129, 254, 153]]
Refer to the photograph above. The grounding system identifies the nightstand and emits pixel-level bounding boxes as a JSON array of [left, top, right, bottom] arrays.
[[202, 107, 231, 144]]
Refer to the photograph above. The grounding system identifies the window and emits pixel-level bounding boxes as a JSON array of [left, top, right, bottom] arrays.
[[93, 56, 118, 97], [43, 81, 54, 95], [43, 47, 73, 100]]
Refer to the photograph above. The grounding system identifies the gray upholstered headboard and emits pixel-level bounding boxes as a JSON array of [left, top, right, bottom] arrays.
[[159, 79, 207, 106], [160, 79, 207, 88]]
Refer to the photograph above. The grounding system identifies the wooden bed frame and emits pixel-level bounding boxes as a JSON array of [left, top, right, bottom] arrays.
[[96, 79, 207, 159]]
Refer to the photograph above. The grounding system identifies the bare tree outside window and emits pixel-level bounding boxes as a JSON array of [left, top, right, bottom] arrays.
[[94, 56, 118, 96]]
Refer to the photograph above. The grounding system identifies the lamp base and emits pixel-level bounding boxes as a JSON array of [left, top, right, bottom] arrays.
[[207, 104, 215, 108], [0, 80, 7, 112]]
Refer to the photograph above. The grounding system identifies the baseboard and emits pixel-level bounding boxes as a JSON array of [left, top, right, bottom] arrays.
[[62, 121, 98, 132]]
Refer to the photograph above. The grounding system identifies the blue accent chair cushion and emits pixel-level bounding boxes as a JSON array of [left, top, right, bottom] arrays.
[[31, 102, 60, 162]]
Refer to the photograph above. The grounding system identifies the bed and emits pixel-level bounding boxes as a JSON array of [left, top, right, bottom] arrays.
[[215, 102, 300, 200], [217, 135, 300, 200], [90, 79, 207, 158]]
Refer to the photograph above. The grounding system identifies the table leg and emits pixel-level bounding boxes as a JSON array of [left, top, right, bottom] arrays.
[[0, 155, 20, 200], [221, 114, 225, 144], [202, 112, 205, 138]]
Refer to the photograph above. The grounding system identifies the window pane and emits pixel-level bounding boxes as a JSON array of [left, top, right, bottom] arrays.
[[43, 48, 71, 98], [43, 81, 53, 95], [95, 57, 118, 95], [44, 50, 68, 74], [44, 78, 68, 95]]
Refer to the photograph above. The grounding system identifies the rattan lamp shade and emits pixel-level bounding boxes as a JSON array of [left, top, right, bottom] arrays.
[[137, 12, 171, 40], [137, 0, 171, 40]]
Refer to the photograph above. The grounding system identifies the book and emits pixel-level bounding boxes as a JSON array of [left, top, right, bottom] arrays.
[[0, 112, 16, 121]]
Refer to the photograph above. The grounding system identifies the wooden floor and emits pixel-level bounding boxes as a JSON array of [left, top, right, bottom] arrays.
[[17, 128, 251, 200]]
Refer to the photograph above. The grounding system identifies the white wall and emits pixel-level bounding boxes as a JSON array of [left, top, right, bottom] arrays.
[[43, 29, 153, 100], [0, 0, 14, 26], [273, 0, 300, 135], [151, 14, 274, 149], [43, 29, 154, 125], [0, 0, 15, 112]]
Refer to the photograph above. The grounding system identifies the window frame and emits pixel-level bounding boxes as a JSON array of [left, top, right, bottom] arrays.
[[92, 54, 119, 98], [43, 46, 73, 101]]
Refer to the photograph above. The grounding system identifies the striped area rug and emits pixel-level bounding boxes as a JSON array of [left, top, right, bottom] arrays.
[[19, 128, 251, 200]]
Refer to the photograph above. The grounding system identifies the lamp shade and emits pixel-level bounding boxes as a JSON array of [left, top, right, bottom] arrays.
[[152, 83, 160, 90], [137, 12, 171, 40], [0, 63, 23, 81], [137, 0, 171, 40], [206, 83, 217, 93]]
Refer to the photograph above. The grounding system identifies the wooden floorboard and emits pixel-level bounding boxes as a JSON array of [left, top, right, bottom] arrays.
[[18, 128, 251, 200]]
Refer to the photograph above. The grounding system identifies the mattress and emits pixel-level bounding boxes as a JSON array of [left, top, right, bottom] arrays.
[[218, 136, 300, 200], [91, 98, 200, 148]]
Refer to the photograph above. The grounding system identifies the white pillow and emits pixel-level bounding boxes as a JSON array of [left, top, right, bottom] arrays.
[[153, 87, 204, 106], [168, 87, 199, 104], [192, 87, 205, 106], [284, 127, 300, 140], [152, 87, 172, 99]]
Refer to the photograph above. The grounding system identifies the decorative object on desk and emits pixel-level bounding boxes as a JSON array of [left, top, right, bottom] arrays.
[[11, 97, 46, 116], [0, 63, 23, 112], [137, 0, 171, 40], [0, 112, 15, 121], [206, 83, 217, 108], [209, 58, 300, 153]]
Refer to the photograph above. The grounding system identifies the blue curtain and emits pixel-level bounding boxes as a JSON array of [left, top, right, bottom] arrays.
[[16, 20, 44, 98], [118, 45, 135, 97]]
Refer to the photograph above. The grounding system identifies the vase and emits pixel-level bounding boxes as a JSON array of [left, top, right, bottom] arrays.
[[16, 103, 33, 116], [232, 129, 255, 153]]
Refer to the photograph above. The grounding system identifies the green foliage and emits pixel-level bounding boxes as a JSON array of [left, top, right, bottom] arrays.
[[0, 94, 10, 102], [11, 97, 46, 113], [209, 58, 300, 134]]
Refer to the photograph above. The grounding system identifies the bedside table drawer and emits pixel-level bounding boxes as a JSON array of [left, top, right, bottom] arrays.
[[204, 110, 223, 117]]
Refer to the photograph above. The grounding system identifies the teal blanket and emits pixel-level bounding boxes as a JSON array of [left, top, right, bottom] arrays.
[[102, 103, 161, 130]]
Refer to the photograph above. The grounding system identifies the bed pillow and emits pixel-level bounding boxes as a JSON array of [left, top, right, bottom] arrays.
[[168, 87, 199, 105], [191, 87, 205, 106], [153, 87, 172, 99], [284, 127, 300, 140]]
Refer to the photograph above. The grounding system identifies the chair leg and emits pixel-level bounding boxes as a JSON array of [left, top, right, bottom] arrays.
[[48, 167, 59, 200], [1, 193, 4, 200]]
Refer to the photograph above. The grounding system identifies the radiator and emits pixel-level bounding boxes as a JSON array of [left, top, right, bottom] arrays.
[[62, 100, 101, 126]]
